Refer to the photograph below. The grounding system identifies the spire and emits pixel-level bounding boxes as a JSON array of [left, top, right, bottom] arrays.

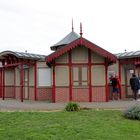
[[80, 22, 83, 37], [72, 18, 74, 32]]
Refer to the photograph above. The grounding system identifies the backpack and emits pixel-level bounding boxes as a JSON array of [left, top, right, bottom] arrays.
[[111, 78, 117, 87]]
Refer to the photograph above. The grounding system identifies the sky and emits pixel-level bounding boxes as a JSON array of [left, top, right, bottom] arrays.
[[0, 0, 140, 55]]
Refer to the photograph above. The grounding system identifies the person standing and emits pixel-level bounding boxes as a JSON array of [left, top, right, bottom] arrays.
[[111, 74, 121, 100], [130, 74, 140, 100]]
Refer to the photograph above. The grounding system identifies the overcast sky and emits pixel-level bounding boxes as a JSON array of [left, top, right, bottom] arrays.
[[0, 0, 140, 55]]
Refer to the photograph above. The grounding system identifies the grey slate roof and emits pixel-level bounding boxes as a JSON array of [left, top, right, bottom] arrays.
[[0, 51, 46, 61], [50, 31, 80, 50], [116, 50, 140, 59]]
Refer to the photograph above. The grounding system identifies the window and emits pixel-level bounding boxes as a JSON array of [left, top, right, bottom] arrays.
[[72, 66, 88, 86], [38, 68, 51, 86]]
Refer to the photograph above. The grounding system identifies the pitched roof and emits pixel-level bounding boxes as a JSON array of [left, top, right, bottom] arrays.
[[0, 51, 46, 61], [50, 31, 80, 50], [46, 37, 117, 64], [116, 50, 140, 59]]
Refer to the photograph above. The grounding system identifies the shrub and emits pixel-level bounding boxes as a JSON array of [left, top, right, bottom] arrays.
[[65, 102, 80, 112], [123, 104, 140, 120]]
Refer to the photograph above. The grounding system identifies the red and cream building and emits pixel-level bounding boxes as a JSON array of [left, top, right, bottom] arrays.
[[109, 51, 140, 99], [1, 26, 139, 102]]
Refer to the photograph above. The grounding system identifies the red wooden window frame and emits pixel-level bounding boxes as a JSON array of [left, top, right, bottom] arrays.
[[72, 66, 88, 87]]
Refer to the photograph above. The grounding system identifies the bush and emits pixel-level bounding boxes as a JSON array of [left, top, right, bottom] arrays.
[[65, 102, 80, 112], [123, 104, 140, 120]]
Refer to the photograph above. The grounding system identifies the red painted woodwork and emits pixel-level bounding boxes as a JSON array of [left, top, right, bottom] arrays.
[[14, 67, 16, 98], [34, 61, 37, 100], [2, 68, 5, 100], [69, 51, 72, 101], [105, 61, 108, 102], [88, 49, 92, 102], [0, 69, 1, 97], [20, 63, 24, 102], [52, 64, 56, 102], [118, 61, 122, 99], [45, 38, 117, 64]]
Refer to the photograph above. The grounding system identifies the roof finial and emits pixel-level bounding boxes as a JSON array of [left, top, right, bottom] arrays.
[[72, 18, 74, 32], [80, 22, 83, 37]]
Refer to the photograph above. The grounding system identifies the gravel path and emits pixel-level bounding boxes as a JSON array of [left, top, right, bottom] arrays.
[[0, 99, 140, 111]]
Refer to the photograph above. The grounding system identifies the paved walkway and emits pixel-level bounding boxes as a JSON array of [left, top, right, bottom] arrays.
[[0, 98, 140, 111]]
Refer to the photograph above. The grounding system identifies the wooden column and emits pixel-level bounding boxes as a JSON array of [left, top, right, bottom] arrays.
[[34, 61, 37, 100], [14, 67, 16, 99], [88, 49, 92, 102], [52, 62, 56, 103], [69, 51, 72, 101], [2, 68, 5, 100], [20, 63, 24, 102], [105, 60, 108, 102], [0, 69, 1, 97], [118, 61, 122, 99]]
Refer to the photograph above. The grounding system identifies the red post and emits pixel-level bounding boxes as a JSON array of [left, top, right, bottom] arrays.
[[0, 69, 1, 98], [88, 49, 92, 102], [118, 61, 122, 99], [20, 63, 24, 102], [105, 61, 108, 102], [34, 61, 37, 100], [2, 68, 5, 100], [69, 51, 72, 101], [14, 67, 16, 99], [52, 63, 56, 103]]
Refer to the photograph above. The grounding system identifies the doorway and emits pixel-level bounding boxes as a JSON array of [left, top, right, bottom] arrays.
[[125, 69, 133, 98], [24, 69, 29, 99]]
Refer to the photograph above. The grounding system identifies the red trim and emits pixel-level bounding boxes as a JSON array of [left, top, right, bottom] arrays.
[[105, 60, 108, 102], [91, 63, 105, 65], [69, 51, 72, 101], [0, 69, 2, 98], [118, 61, 122, 99], [88, 49, 92, 102], [14, 67, 16, 98], [46, 38, 117, 64], [2, 68, 5, 100], [52, 63, 55, 102], [34, 61, 37, 100], [20, 63, 24, 102], [55, 63, 105, 66]]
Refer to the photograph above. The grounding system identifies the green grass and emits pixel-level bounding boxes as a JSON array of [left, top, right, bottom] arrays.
[[0, 110, 140, 140]]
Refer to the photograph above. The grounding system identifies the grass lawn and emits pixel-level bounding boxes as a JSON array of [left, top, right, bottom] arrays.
[[0, 110, 140, 140]]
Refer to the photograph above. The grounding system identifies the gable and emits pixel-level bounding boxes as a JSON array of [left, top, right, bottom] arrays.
[[46, 37, 117, 65]]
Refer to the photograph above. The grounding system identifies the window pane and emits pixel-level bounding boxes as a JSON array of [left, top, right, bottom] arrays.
[[82, 67, 88, 81], [73, 67, 79, 81], [38, 68, 51, 86]]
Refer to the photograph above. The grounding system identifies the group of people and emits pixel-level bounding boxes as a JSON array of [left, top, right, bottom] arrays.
[[110, 73, 140, 101]]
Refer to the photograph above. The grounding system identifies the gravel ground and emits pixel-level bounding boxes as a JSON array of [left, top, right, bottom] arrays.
[[0, 98, 140, 111]]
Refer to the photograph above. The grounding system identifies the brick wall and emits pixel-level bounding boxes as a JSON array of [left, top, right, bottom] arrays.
[[92, 86, 106, 102], [5, 86, 14, 98], [29, 87, 34, 100], [72, 88, 89, 102], [55, 87, 69, 102], [15, 86, 21, 99], [37, 87, 52, 101]]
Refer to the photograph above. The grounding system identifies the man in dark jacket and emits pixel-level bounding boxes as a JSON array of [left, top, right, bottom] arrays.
[[130, 74, 140, 100]]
